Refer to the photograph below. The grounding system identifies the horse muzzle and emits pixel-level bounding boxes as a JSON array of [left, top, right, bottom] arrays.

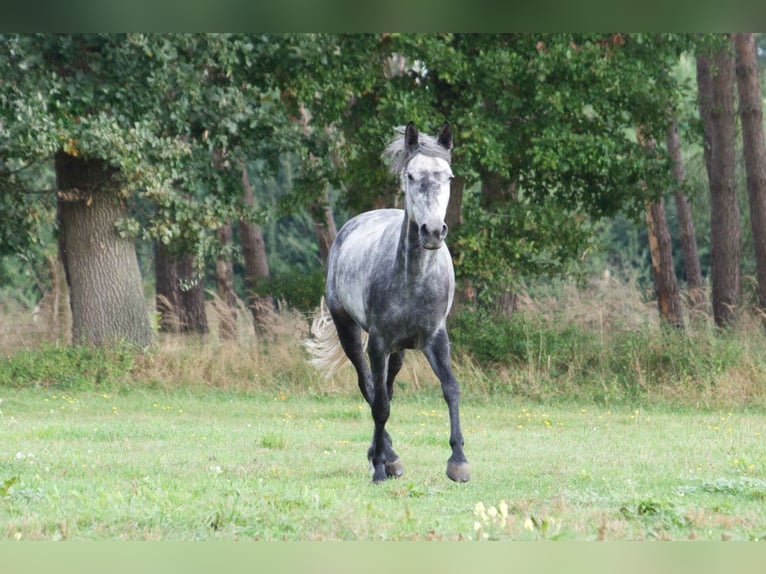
[[419, 222, 448, 250]]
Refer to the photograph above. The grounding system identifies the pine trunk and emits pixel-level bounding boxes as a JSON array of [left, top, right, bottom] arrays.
[[645, 199, 684, 328], [666, 120, 704, 312], [56, 153, 153, 347], [734, 33, 766, 319], [697, 43, 740, 328]]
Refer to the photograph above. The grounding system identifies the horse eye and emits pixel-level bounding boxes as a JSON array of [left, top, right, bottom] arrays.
[[406, 172, 414, 181]]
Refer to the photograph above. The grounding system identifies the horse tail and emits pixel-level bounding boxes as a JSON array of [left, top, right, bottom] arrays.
[[305, 297, 366, 378]]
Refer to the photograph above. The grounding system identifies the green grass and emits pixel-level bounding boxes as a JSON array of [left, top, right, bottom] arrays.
[[2, 386, 765, 541]]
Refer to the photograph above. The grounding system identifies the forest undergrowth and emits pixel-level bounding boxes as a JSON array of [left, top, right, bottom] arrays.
[[1, 275, 765, 410]]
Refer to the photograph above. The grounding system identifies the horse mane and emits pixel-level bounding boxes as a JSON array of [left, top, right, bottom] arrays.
[[382, 126, 452, 175]]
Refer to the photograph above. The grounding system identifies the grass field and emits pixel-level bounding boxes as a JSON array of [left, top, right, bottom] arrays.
[[2, 385, 765, 541]]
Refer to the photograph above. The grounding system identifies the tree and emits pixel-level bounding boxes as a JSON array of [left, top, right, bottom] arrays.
[[638, 128, 684, 328], [697, 38, 740, 328], [293, 34, 698, 307], [1, 34, 302, 346], [154, 239, 182, 333], [666, 119, 704, 313], [645, 198, 684, 328], [239, 165, 274, 332], [56, 152, 154, 346], [734, 33, 766, 321]]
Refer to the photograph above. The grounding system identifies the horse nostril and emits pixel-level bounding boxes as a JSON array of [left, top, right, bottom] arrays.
[[420, 223, 447, 247]]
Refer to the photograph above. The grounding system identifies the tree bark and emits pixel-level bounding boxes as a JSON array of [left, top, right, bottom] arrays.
[[734, 32, 766, 320], [311, 186, 337, 268], [645, 199, 685, 328], [56, 152, 154, 347], [154, 240, 182, 333], [239, 165, 274, 332], [215, 222, 238, 340], [446, 175, 465, 231], [697, 41, 740, 328], [154, 241, 208, 335], [666, 120, 704, 312], [176, 253, 209, 335], [637, 126, 684, 328]]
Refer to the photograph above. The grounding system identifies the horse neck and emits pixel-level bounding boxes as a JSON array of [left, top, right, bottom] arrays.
[[397, 211, 431, 278]]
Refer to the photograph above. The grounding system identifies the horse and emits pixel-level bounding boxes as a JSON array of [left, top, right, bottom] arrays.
[[307, 121, 469, 483]]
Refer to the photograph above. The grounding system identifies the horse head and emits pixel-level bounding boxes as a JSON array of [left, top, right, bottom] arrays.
[[402, 122, 454, 250]]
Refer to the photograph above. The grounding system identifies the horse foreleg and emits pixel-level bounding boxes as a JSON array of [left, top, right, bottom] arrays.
[[424, 329, 470, 483]]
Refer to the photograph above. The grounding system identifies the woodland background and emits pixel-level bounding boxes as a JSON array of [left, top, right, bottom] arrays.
[[1, 34, 766, 407]]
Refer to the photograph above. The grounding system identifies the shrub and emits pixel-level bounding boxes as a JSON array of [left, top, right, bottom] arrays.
[[0, 344, 135, 390], [256, 270, 325, 313], [448, 307, 594, 370]]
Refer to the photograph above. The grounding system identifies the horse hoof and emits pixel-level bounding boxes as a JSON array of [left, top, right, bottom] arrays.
[[446, 461, 470, 483], [386, 458, 403, 478], [371, 468, 388, 483]]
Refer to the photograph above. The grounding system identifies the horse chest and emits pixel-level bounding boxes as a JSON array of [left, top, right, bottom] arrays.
[[366, 275, 449, 348]]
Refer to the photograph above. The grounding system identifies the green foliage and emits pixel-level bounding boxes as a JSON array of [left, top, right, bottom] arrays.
[[0, 344, 135, 390], [449, 303, 764, 406], [449, 307, 590, 368], [256, 270, 325, 313], [452, 185, 597, 295], [0, 255, 49, 309], [295, 33, 707, 290], [0, 33, 723, 312]]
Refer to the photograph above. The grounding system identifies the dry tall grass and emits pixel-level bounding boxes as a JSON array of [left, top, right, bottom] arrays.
[[2, 277, 766, 407]]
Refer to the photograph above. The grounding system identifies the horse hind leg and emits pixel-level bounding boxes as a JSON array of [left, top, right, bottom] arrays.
[[364, 349, 404, 479], [330, 309, 374, 405], [365, 335, 397, 483], [383, 350, 404, 478]]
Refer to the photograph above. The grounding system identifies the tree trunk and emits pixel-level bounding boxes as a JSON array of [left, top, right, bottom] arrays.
[[155, 241, 209, 335], [666, 120, 704, 312], [734, 32, 766, 320], [56, 153, 153, 347], [215, 222, 238, 341], [697, 42, 740, 328], [645, 199, 685, 328], [239, 165, 274, 332], [311, 186, 337, 268], [155, 240, 182, 333], [446, 175, 465, 231], [46, 252, 71, 344], [637, 126, 684, 328], [176, 253, 209, 335]]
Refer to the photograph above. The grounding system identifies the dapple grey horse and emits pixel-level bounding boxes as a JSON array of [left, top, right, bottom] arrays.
[[308, 122, 469, 483]]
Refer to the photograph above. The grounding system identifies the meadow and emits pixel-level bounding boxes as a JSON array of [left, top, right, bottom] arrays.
[[2, 386, 765, 541], [2, 278, 766, 541]]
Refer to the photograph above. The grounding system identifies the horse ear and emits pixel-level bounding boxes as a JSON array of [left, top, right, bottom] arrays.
[[437, 121, 453, 151], [404, 122, 419, 154]]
